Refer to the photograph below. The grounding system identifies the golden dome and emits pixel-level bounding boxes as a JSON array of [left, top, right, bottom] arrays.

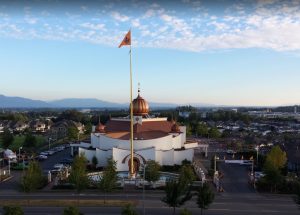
[[130, 90, 149, 116]]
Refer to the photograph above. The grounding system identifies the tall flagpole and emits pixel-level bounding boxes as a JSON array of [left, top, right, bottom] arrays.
[[129, 38, 134, 178]]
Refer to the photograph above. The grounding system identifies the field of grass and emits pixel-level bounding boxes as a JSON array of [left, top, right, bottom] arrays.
[[0, 135, 46, 151]]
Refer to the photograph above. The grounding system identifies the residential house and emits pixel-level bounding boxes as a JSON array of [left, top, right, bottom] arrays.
[[49, 120, 85, 140], [30, 120, 47, 133], [12, 121, 28, 133]]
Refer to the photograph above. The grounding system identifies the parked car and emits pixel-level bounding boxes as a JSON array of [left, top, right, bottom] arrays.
[[54, 146, 65, 152], [47, 150, 56, 155], [37, 154, 48, 161], [51, 164, 64, 174], [226, 149, 236, 154], [60, 158, 73, 165], [40, 151, 49, 156]]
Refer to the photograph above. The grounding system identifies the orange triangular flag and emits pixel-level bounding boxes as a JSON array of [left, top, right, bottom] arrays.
[[118, 30, 131, 48]]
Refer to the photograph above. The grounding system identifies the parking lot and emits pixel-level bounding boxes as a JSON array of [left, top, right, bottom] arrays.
[[39, 146, 72, 173], [0, 146, 72, 191]]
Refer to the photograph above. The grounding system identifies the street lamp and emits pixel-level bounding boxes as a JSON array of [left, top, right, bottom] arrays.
[[214, 155, 219, 173], [18, 146, 22, 162], [48, 137, 52, 150], [255, 145, 259, 164]]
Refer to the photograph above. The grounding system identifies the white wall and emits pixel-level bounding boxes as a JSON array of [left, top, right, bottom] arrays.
[[179, 126, 186, 144], [174, 149, 194, 165], [78, 148, 96, 164], [112, 147, 131, 171], [184, 142, 198, 149], [161, 149, 174, 165], [96, 148, 112, 167], [99, 134, 175, 151], [170, 133, 182, 149]]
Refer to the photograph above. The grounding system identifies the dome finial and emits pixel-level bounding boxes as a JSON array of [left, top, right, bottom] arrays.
[[138, 82, 140, 95]]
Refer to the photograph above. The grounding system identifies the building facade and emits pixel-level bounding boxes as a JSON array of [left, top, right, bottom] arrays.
[[71, 91, 198, 173]]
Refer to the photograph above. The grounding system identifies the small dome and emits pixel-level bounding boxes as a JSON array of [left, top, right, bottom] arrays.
[[130, 90, 149, 116], [95, 123, 105, 133], [171, 120, 181, 133]]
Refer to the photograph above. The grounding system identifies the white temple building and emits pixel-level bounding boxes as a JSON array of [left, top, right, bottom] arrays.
[[71, 90, 199, 173]]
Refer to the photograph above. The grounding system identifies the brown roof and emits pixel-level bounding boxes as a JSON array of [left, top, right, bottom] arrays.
[[106, 130, 169, 140], [105, 120, 174, 133], [103, 119, 175, 140]]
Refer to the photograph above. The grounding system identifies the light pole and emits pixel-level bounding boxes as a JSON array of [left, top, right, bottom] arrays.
[[8, 158, 10, 176], [48, 137, 52, 150], [214, 155, 219, 173], [143, 163, 147, 215], [18, 146, 22, 162], [255, 145, 259, 164]]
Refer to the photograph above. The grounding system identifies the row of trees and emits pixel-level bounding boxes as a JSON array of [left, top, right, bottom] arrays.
[[19, 155, 215, 214], [188, 122, 221, 138], [162, 164, 214, 215]]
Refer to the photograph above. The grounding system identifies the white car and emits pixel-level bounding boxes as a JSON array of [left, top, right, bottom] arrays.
[[40, 151, 49, 156], [47, 150, 56, 155], [51, 164, 64, 174], [53, 164, 64, 169], [37, 154, 48, 160]]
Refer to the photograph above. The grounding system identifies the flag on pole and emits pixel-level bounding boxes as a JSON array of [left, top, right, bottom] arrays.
[[118, 30, 131, 48]]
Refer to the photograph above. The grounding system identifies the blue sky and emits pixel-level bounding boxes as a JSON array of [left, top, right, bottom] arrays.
[[0, 0, 300, 106]]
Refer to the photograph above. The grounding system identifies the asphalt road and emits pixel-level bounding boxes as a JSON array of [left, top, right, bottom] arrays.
[[218, 162, 254, 193], [40, 147, 72, 172], [0, 193, 298, 215], [0, 147, 71, 192]]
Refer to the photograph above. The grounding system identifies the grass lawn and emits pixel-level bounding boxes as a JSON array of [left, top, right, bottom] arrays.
[[0, 135, 46, 151]]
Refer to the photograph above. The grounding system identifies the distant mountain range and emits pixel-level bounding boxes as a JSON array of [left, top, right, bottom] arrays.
[[0, 94, 213, 109], [0, 95, 50, 108]]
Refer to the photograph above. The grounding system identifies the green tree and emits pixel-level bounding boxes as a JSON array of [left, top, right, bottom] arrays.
[[197, 123, 208, 137], [262, 145, 287, 193], [162, 179, 192, 215], [98, 158, 118, 203], [63, 206, 83, 215], [3, 206, 24, 215], [208, 127, 221, 138], [84, 122, 92, 135], [23, 133, 37, 149], [69, 154, 89, 193], [197, 183, 215, 215], [21, 161, 45, 192], [92, 155, 98, 169], [121, 204, 139, 215], [1, 128, 14, 149], [145, 160, 161, 185], [265, 145, 287, 170], [178, 165, 195, 188], [68, 126, 79, 141], [263, 163, 284, 193], [180, 208, 192, 215]]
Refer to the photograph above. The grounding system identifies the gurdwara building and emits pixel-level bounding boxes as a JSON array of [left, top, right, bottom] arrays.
[[71, 90, 198, 173]]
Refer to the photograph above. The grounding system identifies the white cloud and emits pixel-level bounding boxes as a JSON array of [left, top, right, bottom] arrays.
[[111, 11, 129, 22], [131, 19, 140, 27], [1, 1, 300, 53], [80, 22, 106, 31]]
